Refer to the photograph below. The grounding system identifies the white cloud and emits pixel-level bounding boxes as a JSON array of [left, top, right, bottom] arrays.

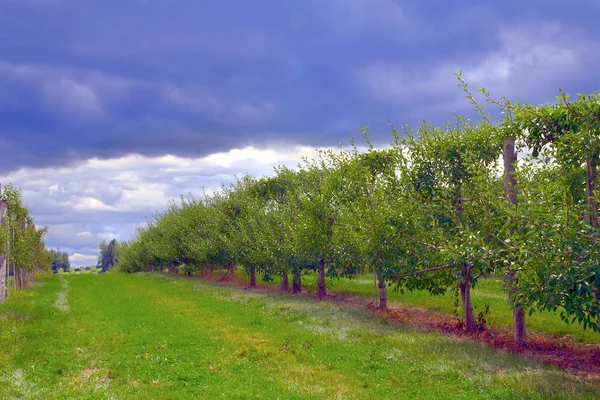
[[201, 146, 319, 169], [0, 144, 326, 267], [48, 184, 61, 195], [74, 197, 116, 212]]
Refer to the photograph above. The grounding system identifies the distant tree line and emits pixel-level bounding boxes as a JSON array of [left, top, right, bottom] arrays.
[[98, 239, 119, 272], [51, 239, 119, 275], [115, 79, 600, 347], [50, 250, 71, 273]]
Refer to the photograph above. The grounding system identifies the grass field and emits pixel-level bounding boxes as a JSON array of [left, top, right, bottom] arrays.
[[0, 273, 598, 399], [242, 271, 600, 344]]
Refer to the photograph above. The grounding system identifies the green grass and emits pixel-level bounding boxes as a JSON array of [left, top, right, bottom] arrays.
[[0, 273, 598, 399], [239, 271, 600, 344]]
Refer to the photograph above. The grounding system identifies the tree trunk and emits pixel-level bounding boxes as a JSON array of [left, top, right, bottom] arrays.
[[586, 158, 598, 227], [228, 262, 235, 276], [378, 273, 387, 310], [504, 138, 527, 346], [16, 266, 23, 290], [503, 139, 518, 205], [249, 266, 257, 288], [317, 254, 326, 299], [280, 271, 289, 292], [513, 303, 526, 346], [506, 270, 527, 345], [459, 266, 477, 333], [200, 264, 206, 278], [292, 265, 302, 294]]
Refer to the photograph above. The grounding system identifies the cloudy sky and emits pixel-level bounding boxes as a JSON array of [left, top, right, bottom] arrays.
[[1, 0, 599, 267]]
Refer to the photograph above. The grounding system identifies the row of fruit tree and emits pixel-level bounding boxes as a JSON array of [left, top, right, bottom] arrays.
[[117, 76, 600, 347]]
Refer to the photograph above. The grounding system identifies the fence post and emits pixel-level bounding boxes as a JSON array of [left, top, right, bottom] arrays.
[[0, 183, 8, 303]]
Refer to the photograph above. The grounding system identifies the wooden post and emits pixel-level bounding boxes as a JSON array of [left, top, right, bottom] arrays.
[[28, 224, 36, 288], [0, 254, 6, 303], [1, 184, 8, 303]]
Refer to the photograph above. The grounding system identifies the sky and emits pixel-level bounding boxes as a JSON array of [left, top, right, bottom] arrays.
[[1, 0, 599, 267]]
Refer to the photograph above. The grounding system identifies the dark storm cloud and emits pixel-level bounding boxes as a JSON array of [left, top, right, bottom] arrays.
[[1, 0, 599, 173]]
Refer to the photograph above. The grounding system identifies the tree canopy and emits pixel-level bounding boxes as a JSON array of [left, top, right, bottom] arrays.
[[115, 83, 600, 346]]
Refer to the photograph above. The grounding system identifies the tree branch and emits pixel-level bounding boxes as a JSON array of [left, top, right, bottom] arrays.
[[390, 264, 458, 279]]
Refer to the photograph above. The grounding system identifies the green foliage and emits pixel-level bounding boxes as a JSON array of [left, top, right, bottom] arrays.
[[0, 183, 52, 285], [115, 81, 600, 335], [512, 90, 600, 160], [51, 250, 70, 273], [97, 239, 119, 272]]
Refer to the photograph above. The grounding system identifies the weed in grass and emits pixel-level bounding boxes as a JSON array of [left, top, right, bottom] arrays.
[[0, 369, 41, 399], [53, 274, 70, 313]]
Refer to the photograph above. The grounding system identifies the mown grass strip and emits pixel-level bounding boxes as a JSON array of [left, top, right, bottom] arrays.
[[0, 273, 598, 399]]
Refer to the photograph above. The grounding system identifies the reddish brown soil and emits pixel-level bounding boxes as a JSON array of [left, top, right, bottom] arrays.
[[189, 271, 600, 381], [368, 301, 600, 381]]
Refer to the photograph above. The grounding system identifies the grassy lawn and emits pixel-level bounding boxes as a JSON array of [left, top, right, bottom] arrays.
[[1, 273, 598, 399], [240, 271, 600, 344]]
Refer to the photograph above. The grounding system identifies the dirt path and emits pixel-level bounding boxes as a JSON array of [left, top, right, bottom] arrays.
[[185, 271, 600, 381]]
